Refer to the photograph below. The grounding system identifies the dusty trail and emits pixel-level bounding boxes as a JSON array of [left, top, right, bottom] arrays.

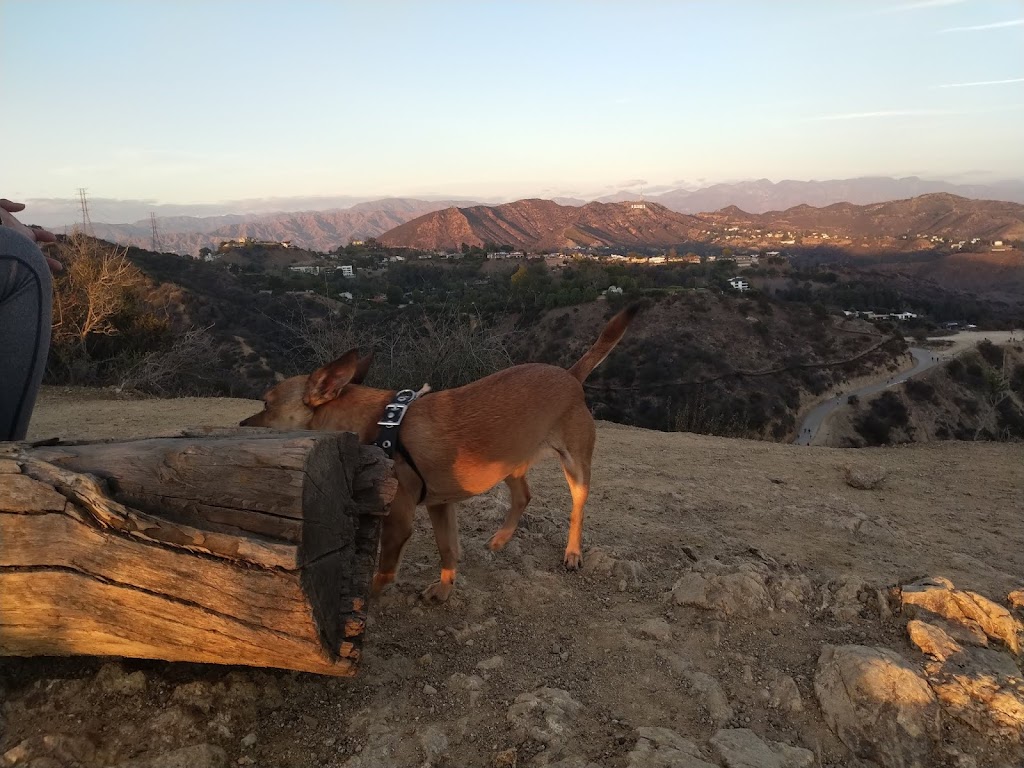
[[2, 388, 1021, 768]]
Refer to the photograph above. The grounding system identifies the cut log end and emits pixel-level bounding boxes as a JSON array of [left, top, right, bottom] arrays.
[[0, 430, 394, 677]]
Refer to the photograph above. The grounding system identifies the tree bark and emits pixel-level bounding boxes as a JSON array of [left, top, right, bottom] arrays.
[[0, 429, 395, 676]]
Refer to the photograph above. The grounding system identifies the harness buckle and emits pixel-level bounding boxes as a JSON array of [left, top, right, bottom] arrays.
[[376, 389, 419, 427]]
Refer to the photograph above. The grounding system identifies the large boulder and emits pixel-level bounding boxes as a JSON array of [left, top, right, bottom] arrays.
[[814, 644, 940, 768], [901, 577, 1023, 655], [908, 618, 1024, 741], [709, 729, 814, 768], [627, 727, 718, 768]]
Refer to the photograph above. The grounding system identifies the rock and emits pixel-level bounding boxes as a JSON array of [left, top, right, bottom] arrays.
[[112, 744, 227, 768], [688, 672, 734, 726], [418, 725, 449, 762], [447, 673, 484, 704], [170, 681, 220, 714], [672, 561, 772, 616], [493, 747, 518, 768], [583, 547, 645, 588], [907, 619, 962, 662], [507, 687, 582, 757], [766, 670, 803, 714], [900, 577, 1023, 654], [94, 663, 148, 696], [476, 655, 504, 671], [240, 733, 257, 749], [710, 729, 814, 768], [423, 684, 438, 695], [844, 465, 887, 490], [144, 706, 200, 745], [2, 735, 97, 768], [815, 644, 940, 768], [927, 646, 1024, 740], [1009, 589, 1024, 612], [829, 578, 867, 622], [627, 727, 718, 768], [768, 574, 813, 612], [639, 618, 673, 643]]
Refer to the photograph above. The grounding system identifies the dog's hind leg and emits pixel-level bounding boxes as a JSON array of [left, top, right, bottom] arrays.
[[371, 487, 416, 596], [556, 407, 596, 570], [488, 469, 531, 552], [422, 502, 460, 604]]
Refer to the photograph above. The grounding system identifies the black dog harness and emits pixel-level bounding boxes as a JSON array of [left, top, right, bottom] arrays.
[[374, 388, 429, 504]]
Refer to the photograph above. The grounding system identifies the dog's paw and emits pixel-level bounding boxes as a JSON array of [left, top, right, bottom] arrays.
[[371, 571, 395, 596], [487, 530, 514, 551], [421, 580, 455, 604], [563, 549, 583, 570]]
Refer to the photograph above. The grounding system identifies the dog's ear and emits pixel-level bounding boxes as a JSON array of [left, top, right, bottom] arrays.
[[352, 351, 374, 385], [304, 349, 360, 407]]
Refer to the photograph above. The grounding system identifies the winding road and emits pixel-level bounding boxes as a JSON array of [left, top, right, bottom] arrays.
[[794, 330, 1022, 446]]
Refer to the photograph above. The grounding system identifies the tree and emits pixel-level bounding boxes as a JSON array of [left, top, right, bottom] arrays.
[[386, 284, 404, 305], [51, 235, 142, 355]]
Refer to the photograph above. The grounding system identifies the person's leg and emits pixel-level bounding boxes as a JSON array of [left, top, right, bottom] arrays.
[[0, 228, 53, 441]]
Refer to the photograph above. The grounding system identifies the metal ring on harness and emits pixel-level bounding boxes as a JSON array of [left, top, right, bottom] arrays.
[[374, 388, 429, 504]]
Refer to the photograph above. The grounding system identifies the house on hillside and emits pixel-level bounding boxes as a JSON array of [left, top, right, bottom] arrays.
[[727, 277, 749, 292], [340, 265, 355, 278]]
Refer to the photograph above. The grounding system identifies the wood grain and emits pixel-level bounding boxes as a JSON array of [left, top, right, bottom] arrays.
[[0, 431, 394, 676]]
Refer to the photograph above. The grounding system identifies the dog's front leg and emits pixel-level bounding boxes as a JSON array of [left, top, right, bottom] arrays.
[[371, 487, 416, 596], [422, 502, 460, 603]]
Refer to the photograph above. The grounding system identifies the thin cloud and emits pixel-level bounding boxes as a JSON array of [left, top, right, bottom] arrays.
[[876, 0, 968, 14], [941, 18, 1024, 31], [937, 77, 1024, 88], [805, 109, 956, 121]]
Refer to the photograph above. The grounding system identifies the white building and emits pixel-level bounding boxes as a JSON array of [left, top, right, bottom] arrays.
[[728, 277, 749, 292], [340, 265, 355, 278]]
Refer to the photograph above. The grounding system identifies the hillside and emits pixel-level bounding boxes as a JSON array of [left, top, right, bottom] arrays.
[[822, 341, 1024, 446], [715, 193, 1024, 242], [378, 199, 706, 251], [4, 392, 1022, 768], [647, 176, 1024, 214], [90, 198, 479, 255]]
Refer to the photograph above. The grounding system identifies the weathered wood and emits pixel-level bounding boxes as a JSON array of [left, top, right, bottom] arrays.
[[0, 430, 395, 676]]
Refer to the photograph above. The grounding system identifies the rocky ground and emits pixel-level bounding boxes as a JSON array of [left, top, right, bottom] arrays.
[[2, 389, 1023, 768]]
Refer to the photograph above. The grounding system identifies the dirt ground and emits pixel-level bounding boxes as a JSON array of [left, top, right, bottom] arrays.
[[3, 387, 1023, 767]]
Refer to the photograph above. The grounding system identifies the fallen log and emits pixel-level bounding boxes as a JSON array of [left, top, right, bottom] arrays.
[[0, 429, 396, 676]]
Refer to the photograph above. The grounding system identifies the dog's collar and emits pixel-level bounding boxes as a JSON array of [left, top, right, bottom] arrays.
[[374, 387, 429, 504]]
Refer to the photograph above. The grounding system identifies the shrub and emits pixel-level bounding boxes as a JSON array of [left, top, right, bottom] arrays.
[[856, 391, 909, 445], [977, 339, 1003, 368], [904, 379, 935, 403]]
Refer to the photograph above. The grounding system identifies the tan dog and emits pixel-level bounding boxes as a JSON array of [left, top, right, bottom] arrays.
[[241, 304, 638, 603]]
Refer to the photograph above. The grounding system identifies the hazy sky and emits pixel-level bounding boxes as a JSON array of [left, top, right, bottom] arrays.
[[3, 0, 1023, 209]]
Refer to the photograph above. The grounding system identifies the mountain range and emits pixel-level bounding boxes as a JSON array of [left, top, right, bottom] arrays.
[[379, 193, 1024, 252], [89, 199, 479, 254], [708, 193, 1024, 241], [596, 176, 1024, 213], [44, 175, 1024, 255]]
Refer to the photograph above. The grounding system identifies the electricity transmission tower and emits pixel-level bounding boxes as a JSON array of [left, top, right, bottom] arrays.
[[150, 212, 162, 252], [77, 187, 94, 235]]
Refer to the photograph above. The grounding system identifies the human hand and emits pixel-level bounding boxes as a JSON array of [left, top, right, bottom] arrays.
[[0, 199, 62, 272]]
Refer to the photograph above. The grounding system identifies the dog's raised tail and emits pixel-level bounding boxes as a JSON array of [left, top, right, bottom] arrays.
[[568, 303, 640, 382]]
